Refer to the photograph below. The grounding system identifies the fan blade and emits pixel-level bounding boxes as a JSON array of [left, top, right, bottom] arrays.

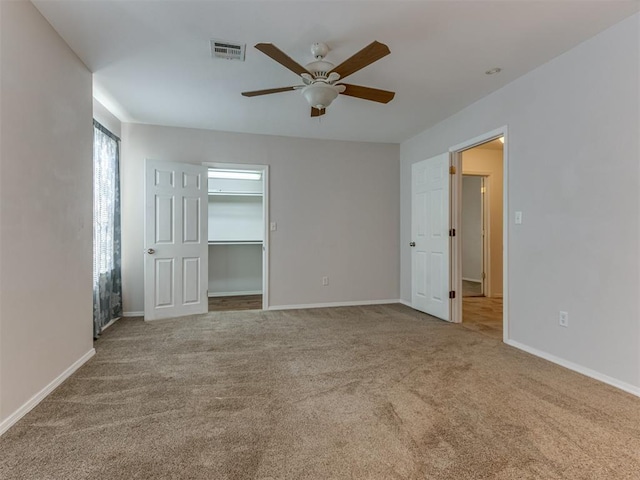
[[339, 84, 395, 103], [255, 43, 312, 77], [330, 41, 390, 80], [242, 86, 297, 97], [311, 107, 326, 117]]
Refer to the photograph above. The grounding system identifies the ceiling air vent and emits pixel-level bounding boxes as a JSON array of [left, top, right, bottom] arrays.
[[211, 40, 245, 61]]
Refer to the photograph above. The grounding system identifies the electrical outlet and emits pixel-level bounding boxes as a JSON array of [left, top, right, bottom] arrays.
[[559, 311, 569, 328], [322, 276, 329, 286]]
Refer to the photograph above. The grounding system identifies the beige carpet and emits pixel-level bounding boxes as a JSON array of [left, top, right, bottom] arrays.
[[1, 304, 639, 479]]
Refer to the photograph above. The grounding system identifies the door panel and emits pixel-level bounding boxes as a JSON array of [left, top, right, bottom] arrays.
[[182, 257, 200, 304], [155, 196, 174, 243], [183, 197, 201, 243], [411, 153, 451, 321], [155, 258, 174, 307], [145, 159, 208, 320]]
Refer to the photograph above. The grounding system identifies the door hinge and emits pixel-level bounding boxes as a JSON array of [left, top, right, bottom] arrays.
[[449, 290, 456, 299], [449, 166, 456, 175], [449, 228, 456, 237], [482, 272, 486, 280]]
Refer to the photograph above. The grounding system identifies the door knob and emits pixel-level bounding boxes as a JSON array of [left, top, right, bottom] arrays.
[[147, 248, 155, 254], [409, 242, 416, 247]]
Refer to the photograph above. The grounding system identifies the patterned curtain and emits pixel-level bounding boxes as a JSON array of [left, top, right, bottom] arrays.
[[93, 120, 122, 338]]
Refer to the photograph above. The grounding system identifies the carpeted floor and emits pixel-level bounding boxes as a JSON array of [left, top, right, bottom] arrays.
[[1, 304, 639, 479]]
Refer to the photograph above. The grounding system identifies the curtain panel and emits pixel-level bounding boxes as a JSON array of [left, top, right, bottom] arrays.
[[93, 121, 122, 338]]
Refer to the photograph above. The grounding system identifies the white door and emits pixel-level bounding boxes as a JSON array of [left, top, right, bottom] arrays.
[[144, 159, 208, 320], [411, 152, 451, 321]]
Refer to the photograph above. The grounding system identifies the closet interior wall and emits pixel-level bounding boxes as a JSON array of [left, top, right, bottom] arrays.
[[207, 175, 263, 297]]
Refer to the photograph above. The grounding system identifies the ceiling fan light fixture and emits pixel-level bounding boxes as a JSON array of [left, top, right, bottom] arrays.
[[242, 41, 395, 117], [302, 83, 340, 109]]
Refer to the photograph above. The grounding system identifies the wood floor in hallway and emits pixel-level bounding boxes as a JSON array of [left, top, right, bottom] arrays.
[[208, 294, 262, 312], [462, 296, 503, 340]]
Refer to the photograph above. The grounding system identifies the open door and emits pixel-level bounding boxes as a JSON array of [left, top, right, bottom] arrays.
[[411, 152, 451, 321], [144, 159, 208, 320]]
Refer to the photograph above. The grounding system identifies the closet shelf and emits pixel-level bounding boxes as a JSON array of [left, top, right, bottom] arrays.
[[208, 240, 263, 245]]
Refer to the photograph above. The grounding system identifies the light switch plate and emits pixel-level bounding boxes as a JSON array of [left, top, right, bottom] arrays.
[[270, 222, 277, 231], [515, 211, 523, 224]]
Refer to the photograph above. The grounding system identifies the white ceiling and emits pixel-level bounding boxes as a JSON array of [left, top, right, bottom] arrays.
[[33, 1, 640, 143]]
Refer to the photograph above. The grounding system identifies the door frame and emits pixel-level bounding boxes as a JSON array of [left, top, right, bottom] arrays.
[[449, 126, 508, 342], [204, 162, 270, 310]]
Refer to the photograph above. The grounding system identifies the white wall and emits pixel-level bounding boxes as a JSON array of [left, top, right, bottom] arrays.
[[461, 176, 483, 282], [0, 0, 94, 426], [208, 196, 263, 242], [462, 148, 504, 296], [208, 244, 262, 295], [121, 124, 400, 311], [401, 14, 640, 391]]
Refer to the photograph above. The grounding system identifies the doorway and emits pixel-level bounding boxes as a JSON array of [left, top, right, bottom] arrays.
[[206, 164, 268, 312], [461, 174, 486, 298], [143, 160, 269, 320], [408, 128, 507, 338], [452, 134, 505, 340]]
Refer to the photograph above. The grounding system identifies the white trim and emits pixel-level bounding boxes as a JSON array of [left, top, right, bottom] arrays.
[[203, 162, 270, 311], [506, 340, 640, 398], [399, 299, 413, 308], [449, 127, 507, 152], [101, 316, 120, 331], [268, 299, 401, 311], [0, 349, 96, 437], [208, 291, 262, 297], [123, 311, 144, 317], [462, 277, 482, 283]]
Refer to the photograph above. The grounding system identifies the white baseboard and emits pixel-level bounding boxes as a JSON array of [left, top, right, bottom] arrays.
[[462, 277, 482, 283], [122, 311, 144, 317], [101, 316, 120, 331], [0, 348, 96, 437], [268, 299, 400, 311], [505, 339, 640, 398], [399, 299, 412, 308], [208, 291, 262, 297]]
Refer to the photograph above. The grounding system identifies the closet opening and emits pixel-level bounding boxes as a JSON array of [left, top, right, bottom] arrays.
[[206, 165, 268, 312]]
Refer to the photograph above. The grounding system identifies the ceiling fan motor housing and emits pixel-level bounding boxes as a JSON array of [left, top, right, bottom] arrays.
[[305, 60, 335, 80]]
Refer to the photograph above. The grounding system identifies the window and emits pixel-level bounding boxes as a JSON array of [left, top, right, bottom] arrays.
[[93, 120, 122, 337]]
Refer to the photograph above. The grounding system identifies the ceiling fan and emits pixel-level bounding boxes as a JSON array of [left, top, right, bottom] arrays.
[[241, 41, 395, 117]]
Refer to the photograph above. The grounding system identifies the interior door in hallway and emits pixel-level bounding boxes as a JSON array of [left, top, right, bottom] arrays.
[[144, 159, 208, 320], [411, 152, 451, 321]]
